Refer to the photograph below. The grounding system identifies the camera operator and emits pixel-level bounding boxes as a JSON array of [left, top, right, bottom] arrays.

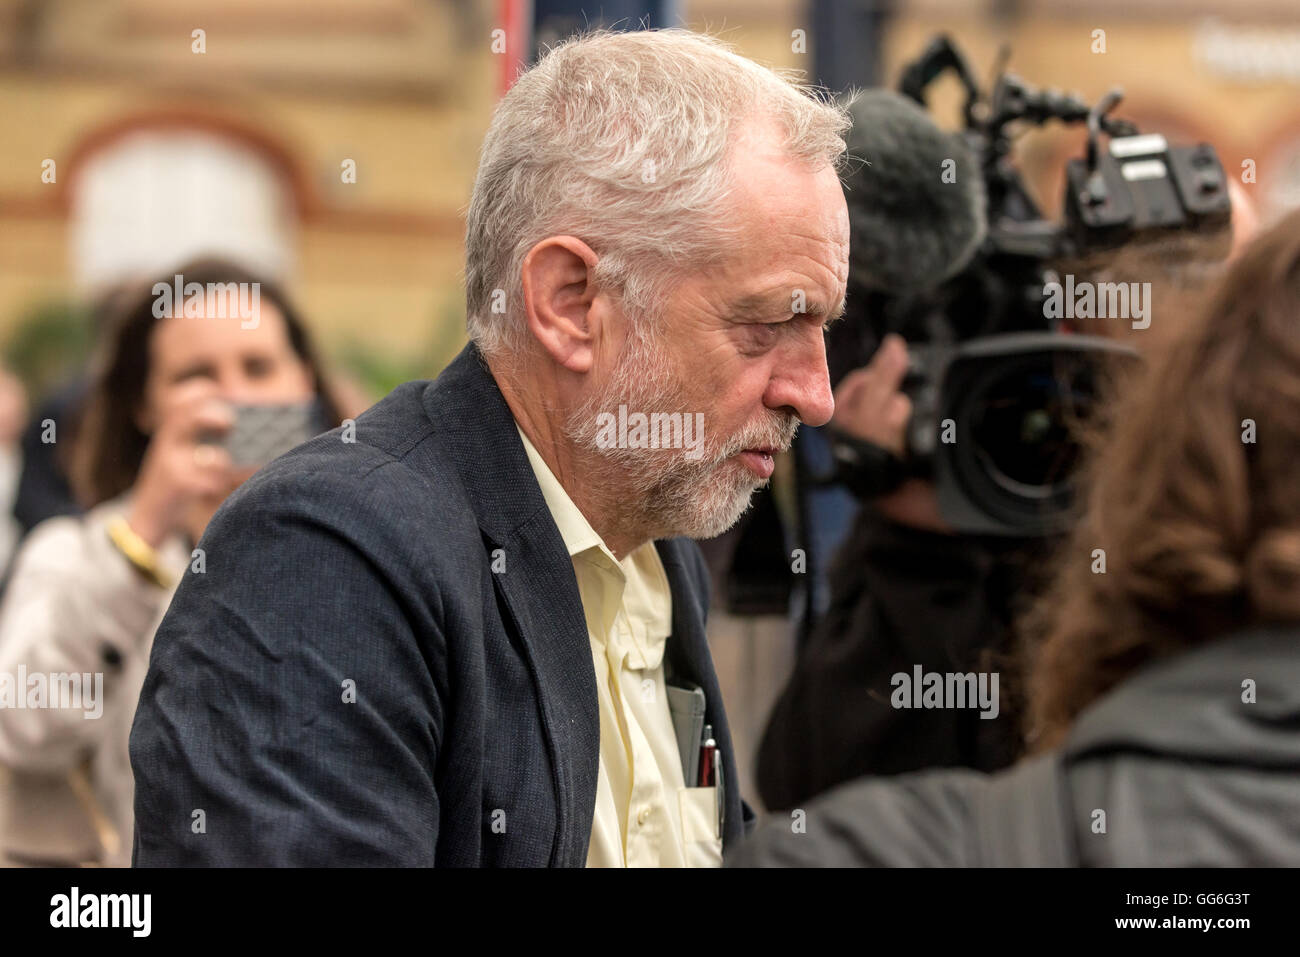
[[756, 37, 1240, 812], [756, 82, 1045, 810], [756, 331, 1040, 811], [732, 206, 1300, 866]]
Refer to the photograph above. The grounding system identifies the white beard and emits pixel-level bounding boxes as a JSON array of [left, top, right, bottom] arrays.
[[563, 331, 797, 542]]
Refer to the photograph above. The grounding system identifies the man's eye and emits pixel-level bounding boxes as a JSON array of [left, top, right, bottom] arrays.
[[742, 323, 779, 350]]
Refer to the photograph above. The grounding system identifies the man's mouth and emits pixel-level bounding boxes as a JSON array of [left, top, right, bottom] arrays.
[[736, 447, 777, 479]]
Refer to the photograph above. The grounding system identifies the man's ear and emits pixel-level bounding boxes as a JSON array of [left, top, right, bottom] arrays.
[[520, 235, 603, 373]]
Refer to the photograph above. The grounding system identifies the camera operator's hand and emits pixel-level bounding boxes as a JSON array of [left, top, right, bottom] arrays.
[[128, 381, 237, 549], [873, 479, 952, 535], [831, 334, 911, 456], [834, 334, 953, 535]]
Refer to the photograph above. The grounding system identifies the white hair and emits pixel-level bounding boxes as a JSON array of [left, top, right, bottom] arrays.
[[464, 28, 852, 360]]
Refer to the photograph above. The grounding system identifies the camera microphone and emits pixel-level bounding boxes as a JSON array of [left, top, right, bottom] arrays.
[[840, 90, 988, 295]]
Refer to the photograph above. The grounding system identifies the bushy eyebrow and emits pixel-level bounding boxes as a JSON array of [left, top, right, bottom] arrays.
[[727, 292, 783, 317], [821, 292, 848, 323], [729, 289, 847, 322]]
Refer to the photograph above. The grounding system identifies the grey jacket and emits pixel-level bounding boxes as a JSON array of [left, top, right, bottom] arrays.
[[131, 343, 755, 866], [728, 627, 1300, 866]]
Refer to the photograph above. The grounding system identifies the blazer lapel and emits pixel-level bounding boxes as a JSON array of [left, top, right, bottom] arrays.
[[490, 514, 599, 867], [421, 344, 599, 867]]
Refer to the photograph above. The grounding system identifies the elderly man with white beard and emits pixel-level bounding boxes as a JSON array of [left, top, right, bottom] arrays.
[[130, 28, 851, 867]]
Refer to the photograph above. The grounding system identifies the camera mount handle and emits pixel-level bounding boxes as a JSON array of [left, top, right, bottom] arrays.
[[1082, 88, 1132, 207], [898, 33, 981, 128]]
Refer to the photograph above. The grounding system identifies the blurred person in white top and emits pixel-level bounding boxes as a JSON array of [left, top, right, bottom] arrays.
[[0, 260, 341, 865]]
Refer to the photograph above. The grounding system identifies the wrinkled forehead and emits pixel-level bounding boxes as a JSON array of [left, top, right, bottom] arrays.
[[713, 147, 850, 308], [727, 122, 849, 226]]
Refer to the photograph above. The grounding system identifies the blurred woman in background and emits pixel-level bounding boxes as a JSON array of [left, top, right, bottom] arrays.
[[0, 259, 343, 866], [0, 367, 27, 577], [730, 206, 1300, 866]]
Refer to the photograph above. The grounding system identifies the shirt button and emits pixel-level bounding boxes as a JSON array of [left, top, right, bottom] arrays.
[[636, 805, 652, 827]]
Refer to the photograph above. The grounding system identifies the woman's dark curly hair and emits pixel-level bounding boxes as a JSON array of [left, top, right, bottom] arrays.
[[1023, 207, 1300, 750]]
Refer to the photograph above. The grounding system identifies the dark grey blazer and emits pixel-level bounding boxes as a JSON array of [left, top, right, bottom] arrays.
[[129, 343, 755, 866]]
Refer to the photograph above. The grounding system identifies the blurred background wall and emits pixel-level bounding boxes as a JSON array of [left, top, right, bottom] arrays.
[[0, 0, 818, 401], [0, 0, 496, 398]]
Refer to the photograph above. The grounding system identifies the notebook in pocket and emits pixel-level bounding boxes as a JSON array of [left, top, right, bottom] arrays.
[[665, 682, 706, 785]]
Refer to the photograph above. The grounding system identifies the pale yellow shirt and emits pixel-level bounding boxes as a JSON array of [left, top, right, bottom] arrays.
[[516, 425, 722, 868]]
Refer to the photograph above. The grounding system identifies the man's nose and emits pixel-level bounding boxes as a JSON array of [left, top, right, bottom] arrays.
[[765, 331, 835, 427]]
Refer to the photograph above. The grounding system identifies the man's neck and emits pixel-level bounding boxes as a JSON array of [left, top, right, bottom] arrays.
[[490, 357, 648, 561]]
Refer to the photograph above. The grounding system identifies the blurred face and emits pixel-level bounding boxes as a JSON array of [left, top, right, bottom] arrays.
[[139, 301, 314, 430], [567, 124, 849, 540]]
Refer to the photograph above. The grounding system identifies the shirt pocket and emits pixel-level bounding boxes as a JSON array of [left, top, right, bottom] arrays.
[[677, 786, 722, 868]]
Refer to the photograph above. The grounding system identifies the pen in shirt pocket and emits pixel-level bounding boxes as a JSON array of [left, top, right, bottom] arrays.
[[699, 724, 724, 834], [697, 724, 716, 787]]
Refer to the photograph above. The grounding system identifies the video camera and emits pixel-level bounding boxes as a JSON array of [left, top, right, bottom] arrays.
[[825, 35, 1232, 536]]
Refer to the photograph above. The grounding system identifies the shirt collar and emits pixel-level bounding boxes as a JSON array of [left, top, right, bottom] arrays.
[[516, 423, 617, 567], [515, 423, 673, 669]]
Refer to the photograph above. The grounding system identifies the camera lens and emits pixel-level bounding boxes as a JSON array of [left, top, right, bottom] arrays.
[[939, 344, 1115, 535], [969, 359, 1091, 498]]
